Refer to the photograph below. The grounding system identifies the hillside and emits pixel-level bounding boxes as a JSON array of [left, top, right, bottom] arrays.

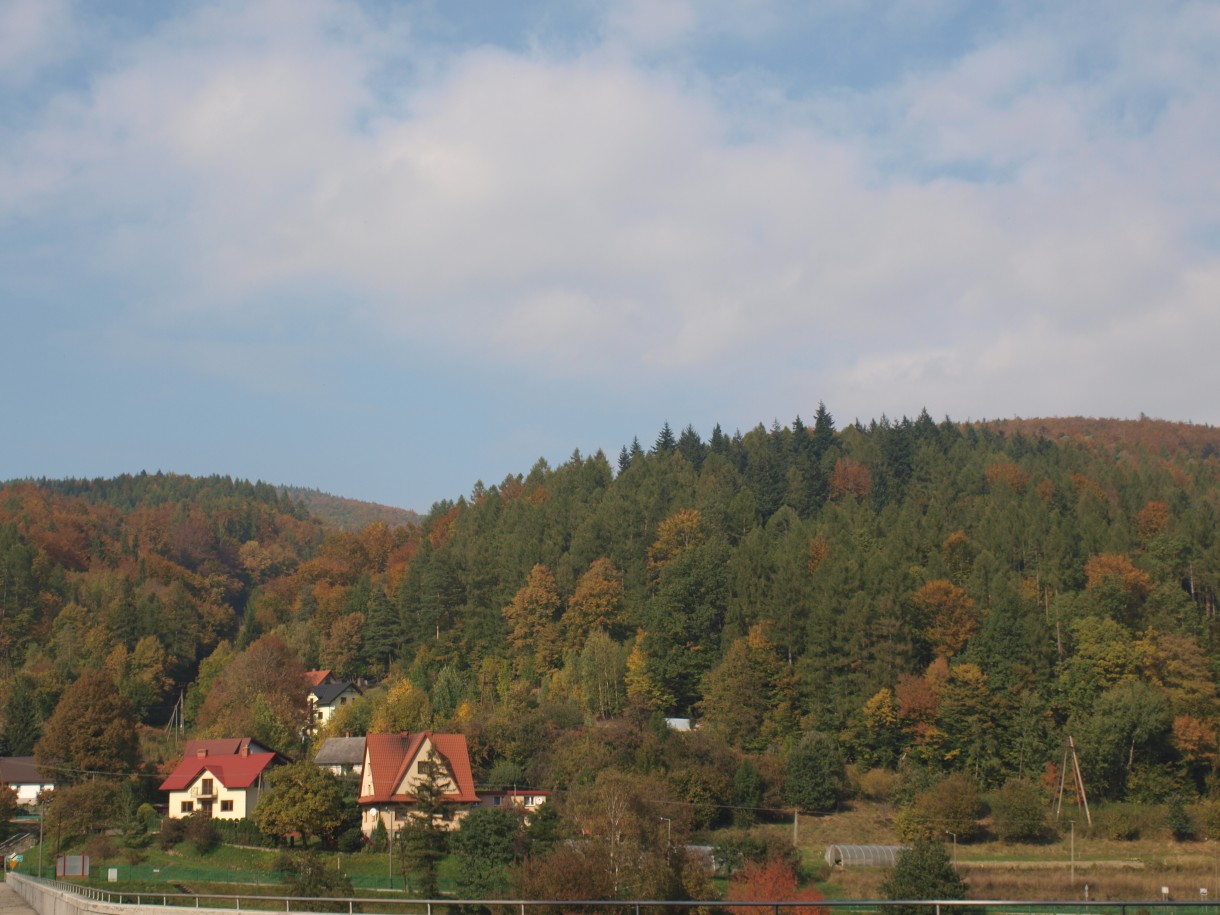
[[279, 486, 419, 531], [2, 409, 1219, 898]]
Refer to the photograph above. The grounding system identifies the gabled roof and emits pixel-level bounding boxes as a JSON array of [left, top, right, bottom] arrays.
[[159, 738, 283, 792], [311, 681, 360, 706], [160, 752, 279, 792], [305, 670, 334, 688], [315, 736, 366, 767], [360, 732, 477, 805], [0, 756, 53, 786], [178, 737, 274, 757]]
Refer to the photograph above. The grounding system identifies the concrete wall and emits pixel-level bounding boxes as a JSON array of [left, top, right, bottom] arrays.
[[7, 873, 235, 915]]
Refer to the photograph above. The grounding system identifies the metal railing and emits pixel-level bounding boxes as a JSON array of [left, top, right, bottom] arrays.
[[13, 875, 1220, 915]]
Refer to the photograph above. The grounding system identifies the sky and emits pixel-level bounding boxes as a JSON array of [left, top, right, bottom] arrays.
[[2, 0, 1219, 511]]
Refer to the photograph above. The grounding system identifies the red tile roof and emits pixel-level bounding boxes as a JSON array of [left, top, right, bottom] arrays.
[[360, 732, 477, 805], [305, 669, 334, 688], [159, 738, 282, 792]]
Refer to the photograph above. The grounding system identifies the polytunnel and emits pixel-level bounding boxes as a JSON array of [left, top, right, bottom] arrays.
[[823, 845, 908, 868]]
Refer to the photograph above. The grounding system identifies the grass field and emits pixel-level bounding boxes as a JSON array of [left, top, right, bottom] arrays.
[[12, 798, 1216, 904]]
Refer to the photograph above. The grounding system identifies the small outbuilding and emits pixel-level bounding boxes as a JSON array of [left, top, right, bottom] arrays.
[[824, 845, 907, 868]]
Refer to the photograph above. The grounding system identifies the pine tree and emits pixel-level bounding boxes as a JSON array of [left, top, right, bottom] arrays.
[[2, 677, 41, 756], [880, 839, 970, 915], [398, 749, 452, 896], [654, 422, 677, 454], [363, 586, 401, 671], [811, 401, 835, 459]]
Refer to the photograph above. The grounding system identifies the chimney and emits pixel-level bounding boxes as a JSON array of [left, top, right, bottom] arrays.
[[240, 743, 249, 757], [196, 749, 207, 758]]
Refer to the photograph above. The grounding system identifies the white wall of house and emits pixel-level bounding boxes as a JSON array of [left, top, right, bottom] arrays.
[[167, 774, 261, 819], [312, 687, 360, 727], [13, 783, 54, 805]]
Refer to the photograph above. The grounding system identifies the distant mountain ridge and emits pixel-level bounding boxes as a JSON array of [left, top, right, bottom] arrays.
[[981, 415, 1220, 458], [279, 486, 419, 531]]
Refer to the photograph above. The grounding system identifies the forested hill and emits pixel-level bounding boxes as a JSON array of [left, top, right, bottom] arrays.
[[279, 486, 419, 531], [2, 411, 1219, 812]]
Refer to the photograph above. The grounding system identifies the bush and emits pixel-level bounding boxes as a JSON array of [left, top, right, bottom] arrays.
[[185, 811, 219, 854], [856, 767, 899, 802], [277, 852, 357, 910], [337, 827, 365, 854], [991, 778, 1053, 843], [896, 773, 982, 842], [1096, 803, 1147, 840], [82, 834, 117, 862], [136, 803, 160, 832], [1168, 796, 1195, 841], [714, 828, 801, 878], [880, 839, 972, 915], [157, 817, 187, 850], [213, 818, 278, 847]]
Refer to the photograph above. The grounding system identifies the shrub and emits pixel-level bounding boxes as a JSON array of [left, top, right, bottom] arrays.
[[896, 773, 982, 842], [82, 834, 117, 862], [991, 778, 1053, 843], [337, 827, 365, 854], [185, 811, 219, 854], [136, 803, 160, 832], [277, 852, 358, 911], [213, 818, 277, 847], [1168, 796, 1195, 841], [157, 817, 187, 850], [856, 767, 899, 802], [880, 839, 972, 915], [1096, 803, 1146, 841], [714, 828, 801, 877]]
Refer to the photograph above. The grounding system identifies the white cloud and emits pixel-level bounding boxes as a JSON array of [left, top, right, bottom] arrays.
[[0, 0, 75, 80], [4, 0, 1219, 425]]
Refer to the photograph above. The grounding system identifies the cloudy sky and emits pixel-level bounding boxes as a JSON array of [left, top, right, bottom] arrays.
[[2, 1, 1218, 510]]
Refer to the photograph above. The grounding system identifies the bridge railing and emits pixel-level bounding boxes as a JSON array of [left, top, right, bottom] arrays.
[[10, 872, 1220, 915]]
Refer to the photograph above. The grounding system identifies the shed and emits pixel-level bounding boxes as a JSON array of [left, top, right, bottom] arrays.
[[824, 845, 907, 868]]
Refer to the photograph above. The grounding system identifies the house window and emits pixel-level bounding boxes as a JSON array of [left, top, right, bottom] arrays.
[[492, 796, 501, 807], [201, 778, 214, 795], [525, 796, 536, 807], [181, 801, 194, 814], [220, 800, 234, 812]]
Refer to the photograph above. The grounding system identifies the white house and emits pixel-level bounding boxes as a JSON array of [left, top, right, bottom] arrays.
[[0, 757, 55, 805], [159, 738, 282, 820]]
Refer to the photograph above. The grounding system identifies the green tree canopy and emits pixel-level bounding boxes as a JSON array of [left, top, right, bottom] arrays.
[[252, 761, 346, 847]]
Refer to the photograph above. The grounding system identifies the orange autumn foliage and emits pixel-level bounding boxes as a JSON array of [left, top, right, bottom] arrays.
[[829, 457, 872, 501], [727, 857, 824, 915]]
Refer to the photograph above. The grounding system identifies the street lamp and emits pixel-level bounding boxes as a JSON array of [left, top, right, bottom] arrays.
[[945, 831, 957, 867], [37, 802, 44, 878], [659, 817, 671, 847]]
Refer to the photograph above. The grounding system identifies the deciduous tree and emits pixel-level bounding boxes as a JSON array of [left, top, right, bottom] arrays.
[[36, 670, 139, 782], [253, 762, 346, 847]]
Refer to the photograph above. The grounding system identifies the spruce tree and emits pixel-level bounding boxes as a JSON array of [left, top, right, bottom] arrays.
[[880, 839, 970, 915], [654, 422, 677, 454]]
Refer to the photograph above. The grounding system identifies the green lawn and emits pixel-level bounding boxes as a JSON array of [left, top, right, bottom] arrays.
[[16, 836, 464, 896]]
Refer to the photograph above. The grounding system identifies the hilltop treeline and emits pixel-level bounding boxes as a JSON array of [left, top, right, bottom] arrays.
[[3, 410, 1220, 815]]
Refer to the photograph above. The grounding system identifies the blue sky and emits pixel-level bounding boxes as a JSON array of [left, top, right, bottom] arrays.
[[3, 1, 1219, 511]]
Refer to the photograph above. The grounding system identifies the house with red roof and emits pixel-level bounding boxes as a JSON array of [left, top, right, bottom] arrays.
[[159, 738, 284, 820], [358, 732, 478, 836]]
